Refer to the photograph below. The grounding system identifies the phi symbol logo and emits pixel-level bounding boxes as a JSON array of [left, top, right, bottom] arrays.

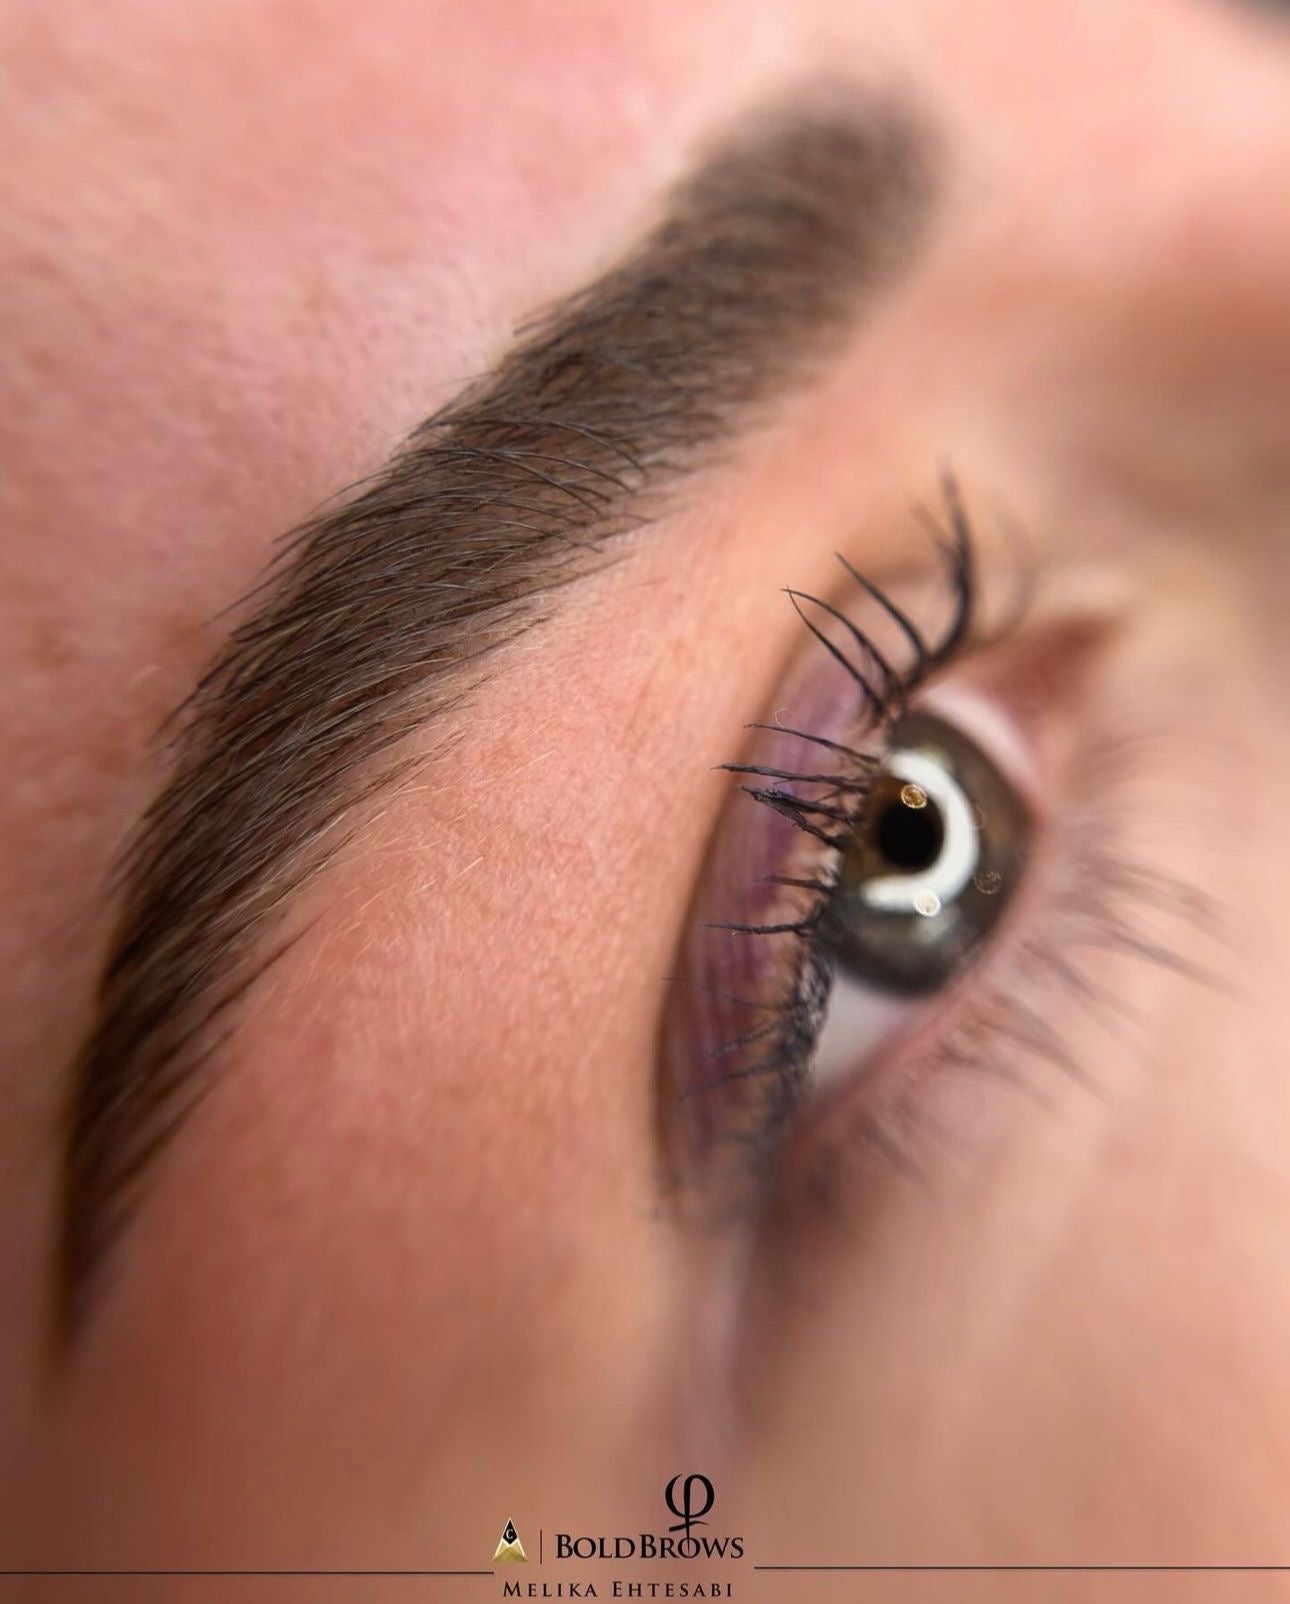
[[664, 1473, 715, 1536]]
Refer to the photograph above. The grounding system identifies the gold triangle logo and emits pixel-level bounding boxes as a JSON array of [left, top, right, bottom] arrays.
[[493, 1519, 527, 1563]]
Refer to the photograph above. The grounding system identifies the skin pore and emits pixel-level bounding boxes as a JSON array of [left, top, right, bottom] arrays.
[[2, 0, 1290, 1597]]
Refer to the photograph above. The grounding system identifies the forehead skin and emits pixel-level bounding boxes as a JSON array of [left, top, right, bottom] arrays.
[[2, 0, 1290, 1592]]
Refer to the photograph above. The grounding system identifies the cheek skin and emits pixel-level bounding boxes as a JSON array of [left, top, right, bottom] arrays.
[[741, 560, 1290, 1567]]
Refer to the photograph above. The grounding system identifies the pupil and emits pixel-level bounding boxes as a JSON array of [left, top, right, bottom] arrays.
[[875, 795, 944, 872]]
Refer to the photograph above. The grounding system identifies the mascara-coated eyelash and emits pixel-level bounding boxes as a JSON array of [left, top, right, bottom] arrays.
[[660, 476, 1007, 1203]]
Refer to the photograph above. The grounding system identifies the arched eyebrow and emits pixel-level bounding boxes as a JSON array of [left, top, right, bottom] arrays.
[[59, 88, 940, 1338]]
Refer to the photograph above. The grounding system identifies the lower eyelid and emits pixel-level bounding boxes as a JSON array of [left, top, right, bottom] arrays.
[[775, 697, 1223, 1223]]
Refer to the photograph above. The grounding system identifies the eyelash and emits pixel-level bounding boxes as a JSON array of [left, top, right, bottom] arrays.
[[673, 497, 1228, 1228], [685, 477, 985, 1154]]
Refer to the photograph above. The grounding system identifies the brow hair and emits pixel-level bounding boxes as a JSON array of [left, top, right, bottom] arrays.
[[60, 89, 938, 1334]]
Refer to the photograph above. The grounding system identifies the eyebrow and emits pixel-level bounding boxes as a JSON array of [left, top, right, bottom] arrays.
[[59, 87, 939, 1334]]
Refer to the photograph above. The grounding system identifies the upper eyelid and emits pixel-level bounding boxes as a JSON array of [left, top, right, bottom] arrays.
[[57, 95, 940, 1344]]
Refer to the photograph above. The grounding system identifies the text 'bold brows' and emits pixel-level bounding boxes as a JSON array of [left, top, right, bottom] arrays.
[[60, 90, 940, 1332]]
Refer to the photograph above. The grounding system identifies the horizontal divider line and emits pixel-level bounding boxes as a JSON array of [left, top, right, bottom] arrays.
[[0, 1570, 494, 1578], [755, 1565, 1290, 1573]]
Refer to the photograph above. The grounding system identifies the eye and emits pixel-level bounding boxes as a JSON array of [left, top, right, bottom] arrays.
[[821, 709, 1029, 997], [659, 487, 1031, 1200]]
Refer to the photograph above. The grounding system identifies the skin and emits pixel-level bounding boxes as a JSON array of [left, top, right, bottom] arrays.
[[2, 1, 1289, 1599]]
